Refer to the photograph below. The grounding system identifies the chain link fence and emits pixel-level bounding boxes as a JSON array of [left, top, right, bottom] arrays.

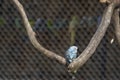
[[0, 0, 120, 80]]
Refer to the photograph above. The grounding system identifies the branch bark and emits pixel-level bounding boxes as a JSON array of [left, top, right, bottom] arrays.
[[12, 0, 66, 65], [113, 8, 120, 44], [100, 0, 120, 3], [68, 2, 118, 72]]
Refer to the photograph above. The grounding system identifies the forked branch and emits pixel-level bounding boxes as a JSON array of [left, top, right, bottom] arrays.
[[12, 0, 120, 72]]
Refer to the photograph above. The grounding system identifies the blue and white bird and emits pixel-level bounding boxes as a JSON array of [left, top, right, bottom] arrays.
[[65, 46, 78, 64]]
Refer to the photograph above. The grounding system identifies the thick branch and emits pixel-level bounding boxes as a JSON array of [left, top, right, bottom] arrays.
[[100, 0, 120, 3], [12, 0, 66, 64], [68, 2, 117, 72], [113, 8, 120, 44]]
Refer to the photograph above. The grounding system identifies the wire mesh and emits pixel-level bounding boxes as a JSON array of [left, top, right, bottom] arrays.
[[0, 0, 120, 80]]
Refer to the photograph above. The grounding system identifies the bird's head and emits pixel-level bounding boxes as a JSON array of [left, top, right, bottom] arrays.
[[69, 46, 78, 51]]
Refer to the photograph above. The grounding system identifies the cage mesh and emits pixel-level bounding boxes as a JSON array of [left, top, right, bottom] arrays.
[[0, 0, 120, 80]]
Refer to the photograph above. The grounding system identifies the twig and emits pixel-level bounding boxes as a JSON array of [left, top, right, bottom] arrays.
[[68, 2, 117, 72], [113, 8, 120, 44], [12, 0, 66, 65]]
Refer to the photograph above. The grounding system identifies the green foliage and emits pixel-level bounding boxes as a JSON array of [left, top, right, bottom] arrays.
[[47, 19, 59, 37], [69, 16, 79, 45], [47, 19, 53, 30], [0, 17, 5, 26], [29, 19, 35, 27]]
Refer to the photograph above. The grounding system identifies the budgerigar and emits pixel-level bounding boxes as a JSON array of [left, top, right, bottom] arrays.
[[65, 46, 78, 64]]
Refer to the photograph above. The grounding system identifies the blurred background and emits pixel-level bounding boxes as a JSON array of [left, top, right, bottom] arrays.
[[0, 0, 120, 80]]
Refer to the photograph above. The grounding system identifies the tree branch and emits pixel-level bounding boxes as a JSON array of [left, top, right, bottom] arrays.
[[113, 8, 120, 44], [12, 0, 66, 65], [100, 0, 120, 3], [68, 2, 118, 72]]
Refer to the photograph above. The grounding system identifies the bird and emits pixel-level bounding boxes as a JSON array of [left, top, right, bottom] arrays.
[[65, 46, 78, 64]]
